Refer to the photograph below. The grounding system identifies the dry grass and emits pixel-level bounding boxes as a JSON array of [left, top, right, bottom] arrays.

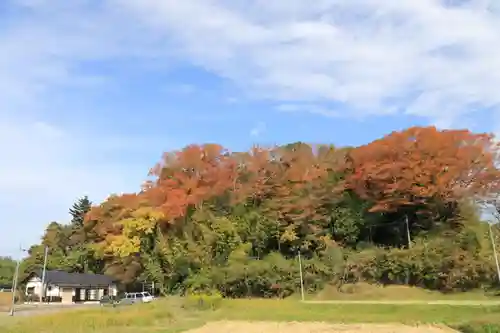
[[183, 321, 458, 333], [0, 292, 12, 312], [2, 297, 500, 332], [313, 283, 498, 301], [1, 300, 189, 333]]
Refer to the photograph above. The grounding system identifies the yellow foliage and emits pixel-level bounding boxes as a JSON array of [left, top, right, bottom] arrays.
[[101, 208, 165, 257]]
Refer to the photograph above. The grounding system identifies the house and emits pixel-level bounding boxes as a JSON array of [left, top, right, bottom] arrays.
[[25, 270, 117, 304]]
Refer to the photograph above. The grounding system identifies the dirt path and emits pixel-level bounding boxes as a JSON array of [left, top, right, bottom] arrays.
[[183, 321, 458, 333], [304, 300, 500, 305]]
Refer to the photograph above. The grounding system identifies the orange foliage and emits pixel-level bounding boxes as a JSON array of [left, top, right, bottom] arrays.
[[343, 126, 500, 212], [83, 127, 500, 245], [145, 144, 238, 223], [264, 144, 329, 221], [84, 193, 142, 245]]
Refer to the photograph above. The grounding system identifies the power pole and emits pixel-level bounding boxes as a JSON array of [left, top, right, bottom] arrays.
[[40, 245, 49, 304], [488, 223, 500, 283], [10, 245, 27, 316], [405, 215, 412, 249], [298, 251, 305, 302], [9, 256, 21, 316]]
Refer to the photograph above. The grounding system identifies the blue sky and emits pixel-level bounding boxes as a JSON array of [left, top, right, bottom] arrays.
[[1, 0, 500, 258]]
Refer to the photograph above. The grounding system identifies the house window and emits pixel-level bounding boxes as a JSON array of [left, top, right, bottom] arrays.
[[89, 289, 97, 300]]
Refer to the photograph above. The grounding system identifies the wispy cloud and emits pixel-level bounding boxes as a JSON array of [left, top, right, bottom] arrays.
[[112, 0, 500, 127], [3, 0, 500, 255], [250, 121, 266, 138], [6, 1, 500, 126], [0, 118, 154, 255], [276, 103, 342, 118]]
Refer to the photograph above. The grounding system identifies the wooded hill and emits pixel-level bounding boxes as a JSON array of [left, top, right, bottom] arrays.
[[15, 126, 500, 297]]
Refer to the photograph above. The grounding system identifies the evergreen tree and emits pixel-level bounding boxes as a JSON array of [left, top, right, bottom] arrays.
[[69, 196, 92, 227]]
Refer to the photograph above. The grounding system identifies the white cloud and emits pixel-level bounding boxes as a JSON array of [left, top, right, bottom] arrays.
[[6, 1, 500, 125], [276, 103, 343, 118], [3, 0, 500, 255], [0, 119, 159, 257], [250, 121, 266, 138], [111, 0, 500, 126]]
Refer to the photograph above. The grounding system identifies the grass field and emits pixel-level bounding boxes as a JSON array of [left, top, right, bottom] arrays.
[[313, 283, 500, 301], [2, 296, 500, 333], [0, 292, 12, 312]]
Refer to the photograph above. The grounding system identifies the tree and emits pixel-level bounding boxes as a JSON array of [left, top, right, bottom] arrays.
[[69, 196, 92, 227], [0, 257, 16, 287], [342, 127, 500, 245], [344, 127, 500, 210], [19, 126, 500, 296]]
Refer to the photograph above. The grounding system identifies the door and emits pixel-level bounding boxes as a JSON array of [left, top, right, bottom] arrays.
[[61, 288, 73, 304], [74, 288, 81, 302]]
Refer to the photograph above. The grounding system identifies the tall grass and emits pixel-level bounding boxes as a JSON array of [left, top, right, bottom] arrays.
[[3, 301, 179, 333], [3, 297, 500, 333], [314, 283, 500, 301], [0, 292, 13, 311]]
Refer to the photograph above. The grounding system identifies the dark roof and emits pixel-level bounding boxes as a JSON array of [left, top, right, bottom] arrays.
[[35, 270, 115, 287]]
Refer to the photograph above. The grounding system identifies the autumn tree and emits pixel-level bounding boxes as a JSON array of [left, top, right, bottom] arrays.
[[343, 126, 500, 245], [20, 126, 500, 296], [142, 144, 239, 229], [84, 194, 146, 281]]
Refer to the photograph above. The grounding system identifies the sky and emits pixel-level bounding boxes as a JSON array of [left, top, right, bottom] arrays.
[[2, 0, 500, 258]]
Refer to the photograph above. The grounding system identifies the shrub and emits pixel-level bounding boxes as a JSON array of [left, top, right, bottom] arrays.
[[455, 323, 500, 333], [344, 239, 497, 292], [184, 290, 223, 311]]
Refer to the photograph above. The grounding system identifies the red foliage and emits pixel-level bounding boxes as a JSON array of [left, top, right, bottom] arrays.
[[343, 126, 500, 212], [146, 144, 238, 222]]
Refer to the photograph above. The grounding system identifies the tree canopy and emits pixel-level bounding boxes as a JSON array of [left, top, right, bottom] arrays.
[[0, 257, 15, 287], [15, 126, 500, 296]]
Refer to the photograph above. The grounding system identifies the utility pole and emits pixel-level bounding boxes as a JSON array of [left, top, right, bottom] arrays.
[[9, 256, 21, 316], [298, 251, 305, 302], [489, 223, 500, 283], [405, 215, 412, 249], [40, 245, 49, 304], [10, 245, 27, 316]]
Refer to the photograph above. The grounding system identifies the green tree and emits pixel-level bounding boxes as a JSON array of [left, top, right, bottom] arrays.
[[27, 127, 500, 296], [69, 196, 92, 227], [0, 257, 16, 287]]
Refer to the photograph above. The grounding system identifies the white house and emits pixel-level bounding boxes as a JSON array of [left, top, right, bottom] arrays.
[[25, 270, 117, 304]]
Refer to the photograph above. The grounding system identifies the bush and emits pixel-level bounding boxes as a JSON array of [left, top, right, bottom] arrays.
[[455, 323, 500, 333], [344, 239, 497, 292], [184, 290, 223, 311]]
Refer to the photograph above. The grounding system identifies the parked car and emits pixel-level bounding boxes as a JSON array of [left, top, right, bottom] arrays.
[[119, 292, 154, 305]]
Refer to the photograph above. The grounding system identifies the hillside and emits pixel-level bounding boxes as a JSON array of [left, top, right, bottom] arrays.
[[14, 126, 500, 297]]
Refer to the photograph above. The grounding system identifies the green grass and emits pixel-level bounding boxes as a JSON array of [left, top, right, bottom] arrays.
[[313, 283, 500, 301], [3, 297, 500, 332], [213, 299, 500, 323]]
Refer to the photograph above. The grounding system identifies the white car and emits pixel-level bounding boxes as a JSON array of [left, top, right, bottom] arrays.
[[122, 291, 154, 304]]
